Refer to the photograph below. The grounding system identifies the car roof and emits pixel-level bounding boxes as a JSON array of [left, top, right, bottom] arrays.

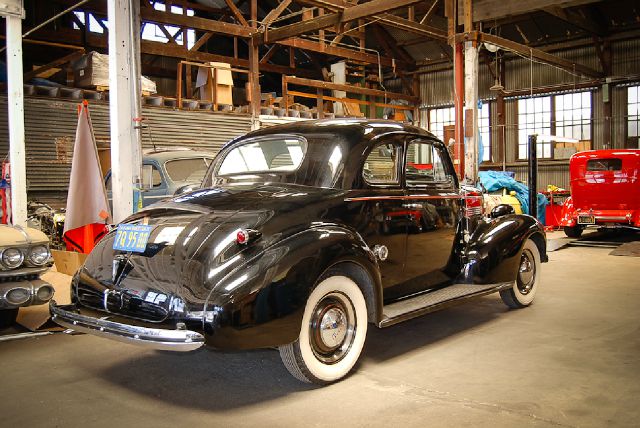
[[142, 149, 215, 162], [235, 118, 439, 147]]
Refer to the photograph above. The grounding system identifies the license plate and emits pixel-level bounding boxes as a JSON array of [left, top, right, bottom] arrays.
[[113, 224, 153, 253], [577, 215, 595, 225]]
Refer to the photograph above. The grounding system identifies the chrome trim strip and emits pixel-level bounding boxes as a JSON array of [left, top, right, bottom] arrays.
[[49, 301, 205, 352]]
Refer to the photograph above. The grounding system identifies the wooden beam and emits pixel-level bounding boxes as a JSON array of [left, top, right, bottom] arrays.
[[260, 0, 423, 44], [262, 0, 293, 27], [459, 0, 601, 23], [24, 50, 85, 82], [224, 0, 249, 26], [543, 5, 606, 36], [296, 0, 447, 41], [284, 76, 419, 102], [276, 37, 404, 67], [371, 24, 415, 66], [463, 31, 603, 78], [260, 44, 280, 64], [190, 32, 212, 51]]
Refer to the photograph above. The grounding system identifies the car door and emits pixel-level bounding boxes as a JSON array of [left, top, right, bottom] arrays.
[[348, 137, 407, 290], [140, 161, 168, 207], [387, 137, 462, 300]]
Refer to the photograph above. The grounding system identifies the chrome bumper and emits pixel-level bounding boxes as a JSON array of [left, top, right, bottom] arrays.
[[49, 301, 205, 352]]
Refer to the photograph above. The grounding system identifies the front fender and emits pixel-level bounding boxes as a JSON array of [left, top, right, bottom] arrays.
[[461, 214, 546, 284], [202, 225, 380, 350]]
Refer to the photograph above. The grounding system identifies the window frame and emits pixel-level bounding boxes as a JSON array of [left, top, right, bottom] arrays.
[[403, 137, 457, 190]]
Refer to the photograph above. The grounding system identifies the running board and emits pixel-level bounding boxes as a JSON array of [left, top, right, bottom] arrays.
[[378, 282, 513, 328]]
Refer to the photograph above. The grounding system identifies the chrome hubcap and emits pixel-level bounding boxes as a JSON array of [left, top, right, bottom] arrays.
[[309, 292, 356, 364], [517, 249, 535, 295], [319, 307, 348, 348]]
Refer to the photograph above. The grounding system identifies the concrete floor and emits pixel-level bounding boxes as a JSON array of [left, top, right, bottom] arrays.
[[1, 232, 639, 427]]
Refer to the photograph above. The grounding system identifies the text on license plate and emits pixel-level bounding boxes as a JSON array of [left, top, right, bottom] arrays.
[[577, 215, 595, 225], [113, 224, 153, 252]]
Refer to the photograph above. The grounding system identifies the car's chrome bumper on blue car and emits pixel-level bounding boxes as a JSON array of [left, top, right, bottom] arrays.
[[49, 301, 205, 352]]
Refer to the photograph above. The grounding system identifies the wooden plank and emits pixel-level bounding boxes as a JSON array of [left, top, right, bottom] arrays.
[[285, 76, 418, 102], [471, 31, 603, 78], [287, 90, 415, 110], [224, 0, 249, 26], [24, 50, 85, 82], [261, 0, 423, 44]]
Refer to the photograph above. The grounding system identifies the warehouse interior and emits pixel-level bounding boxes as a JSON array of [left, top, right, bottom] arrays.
[[1, 1, 639, 426]]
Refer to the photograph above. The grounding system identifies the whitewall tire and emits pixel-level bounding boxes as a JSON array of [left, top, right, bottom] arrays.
[[500, 239, 541, 309], [279, 274, 368, 384]]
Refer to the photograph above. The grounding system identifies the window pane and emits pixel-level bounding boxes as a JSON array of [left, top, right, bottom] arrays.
[[364, 143, 399, 184]]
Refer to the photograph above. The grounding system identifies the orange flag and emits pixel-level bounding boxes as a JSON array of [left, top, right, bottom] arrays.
[[63, 101, 112, 253]]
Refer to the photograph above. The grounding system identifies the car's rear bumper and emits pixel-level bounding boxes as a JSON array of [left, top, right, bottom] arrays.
[[49, 301, 205, 352]]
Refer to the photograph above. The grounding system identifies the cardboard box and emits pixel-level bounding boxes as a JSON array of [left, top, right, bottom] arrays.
[[576, 140, 591, 152], [196, 62, 234, 105], [51, 250, 88, 276], [554, 147, 577, 159], [16, 267, 73, 331]]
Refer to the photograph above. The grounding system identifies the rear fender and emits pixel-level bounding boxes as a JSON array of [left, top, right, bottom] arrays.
[[559, 196, 577, 227], [203, 225, 381, 350], [461, 214, 546, 284]]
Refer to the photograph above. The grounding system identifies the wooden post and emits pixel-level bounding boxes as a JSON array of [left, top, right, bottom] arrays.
[[177, 62, 183, 108], [185, 64, 192, 98], [212, 67, 218, 111], [317, 88, 324, 118], [249, 0, 260, 121], [282, 75, 289, 112]]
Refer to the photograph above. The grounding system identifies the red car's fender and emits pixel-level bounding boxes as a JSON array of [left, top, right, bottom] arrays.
[[559, 196, 577, 227]]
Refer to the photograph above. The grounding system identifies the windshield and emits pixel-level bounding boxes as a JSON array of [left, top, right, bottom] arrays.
[[165, 158, 212, 182], [205, 133, 347, 189]]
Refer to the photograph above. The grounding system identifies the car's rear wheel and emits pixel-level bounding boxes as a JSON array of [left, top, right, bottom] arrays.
[[0, 308, 19, 328], [564, 225, 584, 238], [500, 239, 541, 309], [279, 274, 368, 384]]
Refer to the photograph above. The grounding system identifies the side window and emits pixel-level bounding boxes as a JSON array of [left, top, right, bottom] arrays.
[[363, 143, 400, 185], [142, 164, 163, 189], [405, 141, 452, 186], [105, 174, 111, 191]]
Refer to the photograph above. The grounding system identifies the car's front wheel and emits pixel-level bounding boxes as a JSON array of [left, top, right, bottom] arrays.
[[279, 274, 368, 384], [500, 239, 541, 309]]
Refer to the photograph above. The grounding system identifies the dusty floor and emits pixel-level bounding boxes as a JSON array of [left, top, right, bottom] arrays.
[[1, 232, 639, 427]]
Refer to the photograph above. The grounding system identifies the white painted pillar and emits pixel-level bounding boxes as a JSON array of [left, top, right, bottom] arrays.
[[108, 0, 140, 223], [463, 40, 479, 184], [5, 14, 27, 227]]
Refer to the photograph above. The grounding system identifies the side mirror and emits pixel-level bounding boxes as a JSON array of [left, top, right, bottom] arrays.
[[490, 204, 515, 219]]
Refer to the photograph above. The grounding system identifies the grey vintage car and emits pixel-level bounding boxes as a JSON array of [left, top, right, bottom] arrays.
[[0, 224, 54, 327]]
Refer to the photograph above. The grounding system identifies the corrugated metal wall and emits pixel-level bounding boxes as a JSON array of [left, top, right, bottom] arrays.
[[415, 39, 638, 190], [0, 96, 252, 198]]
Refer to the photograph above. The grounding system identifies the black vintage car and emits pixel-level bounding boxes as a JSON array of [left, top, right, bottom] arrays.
[[51, 119, 547, 384]]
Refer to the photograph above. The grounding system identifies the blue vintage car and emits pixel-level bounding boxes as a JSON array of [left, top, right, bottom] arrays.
[[105, 149, 214, 207]]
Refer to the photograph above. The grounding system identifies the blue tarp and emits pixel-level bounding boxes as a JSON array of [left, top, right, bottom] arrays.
[[478, 170, 548, 224]]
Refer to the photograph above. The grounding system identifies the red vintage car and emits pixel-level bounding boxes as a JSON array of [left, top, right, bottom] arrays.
[[560, 149, 640, 237]]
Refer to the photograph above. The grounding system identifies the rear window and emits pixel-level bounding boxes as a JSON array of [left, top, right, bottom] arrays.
[[586, 159, 622, 171], [165, 158, 211, 182], [217, 136, 307, 176]]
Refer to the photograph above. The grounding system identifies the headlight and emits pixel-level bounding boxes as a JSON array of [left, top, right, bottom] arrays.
[[1, 248, 24, 269], [28, 245, 50, 266], [6, 287, 30, 305]]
